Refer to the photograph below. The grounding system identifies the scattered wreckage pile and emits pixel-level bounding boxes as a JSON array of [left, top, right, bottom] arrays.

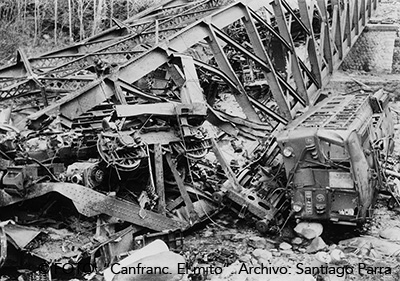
[[0, 0, 388, 279], [0, 0, 291, 276]]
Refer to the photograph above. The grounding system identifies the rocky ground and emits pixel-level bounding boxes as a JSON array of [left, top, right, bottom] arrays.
[[181, 200, 400, 281]]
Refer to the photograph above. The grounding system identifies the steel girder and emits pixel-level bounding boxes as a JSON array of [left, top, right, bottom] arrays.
[[0, 0, 380, 167], [1, 0, 379, 127], [0, 0, 381, 239], [0, 0, 228, 100], [0, 182, 185, 231]]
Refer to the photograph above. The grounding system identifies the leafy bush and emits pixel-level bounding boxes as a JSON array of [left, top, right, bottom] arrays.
[[0, 23, 23, 64]]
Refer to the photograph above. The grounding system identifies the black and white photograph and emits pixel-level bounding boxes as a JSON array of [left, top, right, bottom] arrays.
[[0, 0, 400, 280]]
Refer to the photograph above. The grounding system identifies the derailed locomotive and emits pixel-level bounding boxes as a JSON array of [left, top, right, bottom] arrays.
[[276, 89, 394, 225]]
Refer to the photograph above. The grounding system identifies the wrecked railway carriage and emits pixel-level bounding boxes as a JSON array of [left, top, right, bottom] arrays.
[[277, 90, 394, 225], [0, 0, 386, 276]]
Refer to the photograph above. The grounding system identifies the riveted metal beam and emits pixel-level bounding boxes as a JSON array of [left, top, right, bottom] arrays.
[[298, 0, 323, 86], [206, 25, 260, 121]]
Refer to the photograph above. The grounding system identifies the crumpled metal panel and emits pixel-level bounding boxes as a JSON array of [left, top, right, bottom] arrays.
[[0, 226, 6, 268], [0, 183, 186, 232], [4, 224, 41, 249]]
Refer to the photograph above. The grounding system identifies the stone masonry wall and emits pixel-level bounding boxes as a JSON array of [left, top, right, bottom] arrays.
[[340, 29, 397, 73]]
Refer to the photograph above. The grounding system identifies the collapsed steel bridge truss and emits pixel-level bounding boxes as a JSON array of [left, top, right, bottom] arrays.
[[0, 0, 379, 232]]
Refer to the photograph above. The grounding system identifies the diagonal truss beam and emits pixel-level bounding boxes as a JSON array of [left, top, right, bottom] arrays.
[[206, 25, 260, 121], [271, 1, 309, 105], [12, 0, 380, 131]]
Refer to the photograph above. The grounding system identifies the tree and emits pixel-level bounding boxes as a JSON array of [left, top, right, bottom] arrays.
[[68, 0, 73, 42], [34, 0, 38, 44], [77, 0, 85, 41], [92, 0, 105, 36], [0, 0, 163, 63], [54, 0, 58, 44]]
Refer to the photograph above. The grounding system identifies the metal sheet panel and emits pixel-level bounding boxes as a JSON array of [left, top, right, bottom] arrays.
[[4, 224, 41, 249], [329, 172, 354, 189]]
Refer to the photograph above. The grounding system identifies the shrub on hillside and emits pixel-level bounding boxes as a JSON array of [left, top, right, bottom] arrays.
[[0, 23, 22, 65]]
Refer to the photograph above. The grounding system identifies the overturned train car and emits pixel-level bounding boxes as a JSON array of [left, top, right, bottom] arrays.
[[276, 90, 394, 225]]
